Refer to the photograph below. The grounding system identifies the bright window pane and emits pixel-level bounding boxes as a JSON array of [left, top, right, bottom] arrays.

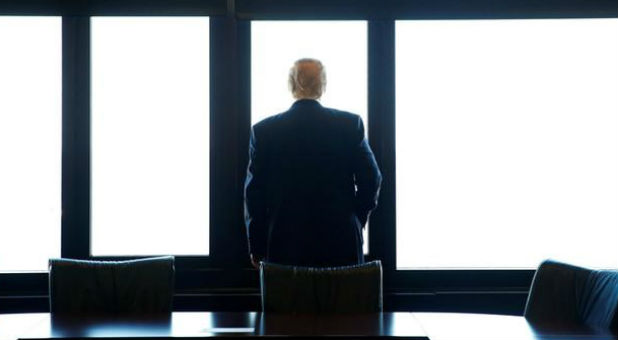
[[0, 17, 61, 272], [396, 19, 618, 269], [252, 21, 369, 253], [91, 17, 210, 256]]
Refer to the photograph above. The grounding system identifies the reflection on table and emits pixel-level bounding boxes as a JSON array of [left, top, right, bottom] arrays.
[[1, 312, 615, 340]]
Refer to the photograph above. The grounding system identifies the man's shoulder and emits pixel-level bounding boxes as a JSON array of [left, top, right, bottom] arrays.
[[253, 106, 361, 133], [253, 112, 286, 132], [323, 107, 362, 127]]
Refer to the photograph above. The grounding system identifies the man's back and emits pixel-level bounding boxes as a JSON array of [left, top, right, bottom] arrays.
[[245, 99, 381, 267]]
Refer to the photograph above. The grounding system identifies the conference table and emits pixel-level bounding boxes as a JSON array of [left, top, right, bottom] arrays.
[[1, 312, 616, 340]]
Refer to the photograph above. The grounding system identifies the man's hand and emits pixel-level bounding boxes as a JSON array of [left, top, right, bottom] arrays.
[[250, 254, 263, 269]]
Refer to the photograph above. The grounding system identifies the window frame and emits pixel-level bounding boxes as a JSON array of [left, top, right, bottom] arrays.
[[1, 0, 616, 312], [65, 15, 237, 268]]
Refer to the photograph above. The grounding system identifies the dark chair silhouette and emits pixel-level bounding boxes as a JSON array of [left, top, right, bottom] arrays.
[[49, 256, 175, 315], [260, 260, 382, 313], [524, 260, 618, 331]]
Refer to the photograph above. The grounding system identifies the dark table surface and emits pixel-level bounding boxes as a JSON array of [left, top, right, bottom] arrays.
[[1, 312, 616, 340]]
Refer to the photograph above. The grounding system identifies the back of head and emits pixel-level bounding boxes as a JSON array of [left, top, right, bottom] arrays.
[[288, 58, 327, 100]]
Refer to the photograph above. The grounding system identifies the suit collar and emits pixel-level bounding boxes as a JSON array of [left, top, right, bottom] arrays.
[[290, 99, 323, 110]]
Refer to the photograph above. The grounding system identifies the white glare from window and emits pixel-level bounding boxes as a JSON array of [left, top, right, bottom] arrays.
[[91, 17, 210, 256], [396, 19, 618, 269], [0, 17, 61, 272]]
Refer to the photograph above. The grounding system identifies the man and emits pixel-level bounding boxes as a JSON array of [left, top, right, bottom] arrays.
[[244, 58, 382, 268]]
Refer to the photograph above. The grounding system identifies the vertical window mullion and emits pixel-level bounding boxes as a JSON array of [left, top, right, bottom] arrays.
[[61, 15, 91, 260], [367, 20, 396, 272], [209, 17, 253, 268]]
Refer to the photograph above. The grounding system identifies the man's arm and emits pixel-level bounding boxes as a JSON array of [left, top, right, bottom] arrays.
[[352, 117, 382, 227], [244, 127, 268, 265]]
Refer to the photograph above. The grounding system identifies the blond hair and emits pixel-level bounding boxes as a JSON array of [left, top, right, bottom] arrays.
[[288, 58, 327, 100]]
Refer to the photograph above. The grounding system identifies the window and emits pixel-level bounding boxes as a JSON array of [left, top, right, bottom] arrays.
[[396, 19, 618, 269], [251, 21, 370, 253], [0, 17, 61, 272], [91, 17, 210, 256], [251, 21, 367, 125]]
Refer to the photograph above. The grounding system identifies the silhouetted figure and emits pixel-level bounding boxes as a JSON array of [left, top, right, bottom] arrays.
[[244, 59, 382, 268]]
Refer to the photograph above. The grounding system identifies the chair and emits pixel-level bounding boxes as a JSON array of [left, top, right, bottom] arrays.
[[260, 260, 382, 314], [49, 256, 175, 315], [524, 260, 618, 331]]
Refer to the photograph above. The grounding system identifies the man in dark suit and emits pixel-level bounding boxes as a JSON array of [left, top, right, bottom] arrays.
[[244, 58, 382, 268]]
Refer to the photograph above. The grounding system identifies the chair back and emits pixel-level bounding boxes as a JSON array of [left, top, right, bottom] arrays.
[[524, 260, 618, 331], [49, 256, 174, 315], [260, 260, 382, 313]]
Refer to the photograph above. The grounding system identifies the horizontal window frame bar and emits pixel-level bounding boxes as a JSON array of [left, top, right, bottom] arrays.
[[0, 0, 226, 16], [2, 0, 616, 18], [0, 268, 536, 294], [236, 0, 618, 20], [388, 269, 536, 291], [0, 290, 529, 314]]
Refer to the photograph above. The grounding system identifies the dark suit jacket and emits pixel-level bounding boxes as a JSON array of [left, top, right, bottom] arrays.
[[244, 99, 382, 267]]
